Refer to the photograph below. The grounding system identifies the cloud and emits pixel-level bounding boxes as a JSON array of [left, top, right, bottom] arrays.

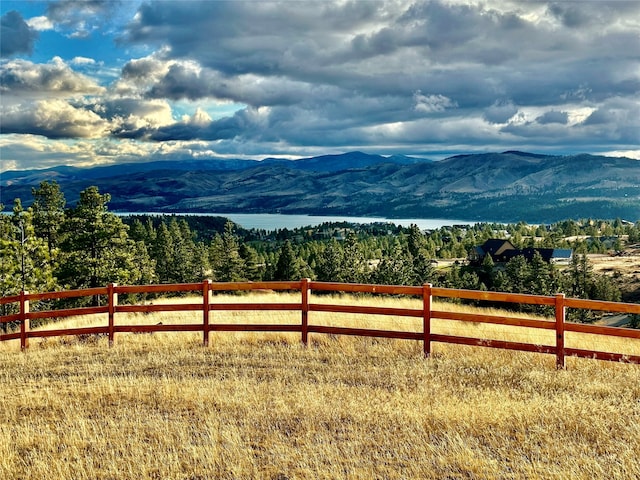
[[483, 101, 518, 124], [414, 91, 457, 113], [0, 57, 105, 96], [536, 111, 569, 125], [26, 16, 54, 32], [1, 99, 110, 139], [46, 0, 121, 38], [3, 0, 640, 169], [1, 11, 39, 57], [72, 57, 97, 66]]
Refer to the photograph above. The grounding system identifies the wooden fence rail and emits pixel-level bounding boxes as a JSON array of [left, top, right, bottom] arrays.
[[1, 280, 639, 369]]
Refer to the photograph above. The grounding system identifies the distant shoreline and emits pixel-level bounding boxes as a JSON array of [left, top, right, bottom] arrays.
[[114, 212, 482, 231]]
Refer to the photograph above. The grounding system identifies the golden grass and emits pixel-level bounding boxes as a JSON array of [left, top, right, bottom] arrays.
[[1, 293, 640, 479]]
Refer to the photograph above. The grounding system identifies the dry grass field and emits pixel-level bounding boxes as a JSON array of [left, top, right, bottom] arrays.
[[1, 293, 640, 479], [589, 250, 640, 303]]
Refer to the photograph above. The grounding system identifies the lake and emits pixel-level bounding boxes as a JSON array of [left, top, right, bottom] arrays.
[[118, 212, 475, 231]]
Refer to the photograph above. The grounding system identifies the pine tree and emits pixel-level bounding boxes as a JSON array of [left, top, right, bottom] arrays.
[[373, 241, 414, 286], [8, 200, 57, 294], [316, 239, 344, 282], [57, 187, 138, 298], [153, 221, 174, 283], [211, 221, 245, 282], [274, 240, 302, 281], [341, 233, 368, 283], [31, 181, 65, 257], [168, 218, 196, 283], [239, 243, 262, 281], [503, 255, 530, 294]]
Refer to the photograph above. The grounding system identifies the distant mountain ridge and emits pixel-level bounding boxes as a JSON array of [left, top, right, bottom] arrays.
[[1, 151, 425, 186], [2, 151, 639, 223]]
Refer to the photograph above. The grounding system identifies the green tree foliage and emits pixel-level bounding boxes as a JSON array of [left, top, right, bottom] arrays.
[[1, 201, 57, 296], [31, 181, 65, 257], [315, 239, 344, 282], [4, 180, 638, 318], [210, 221, 245, 282], [239, 243, 262, 281], [57, 187, 140, 294], [273, 240, 311, 281], [561, 254, 620, 322], [373, 241, 415, 286]]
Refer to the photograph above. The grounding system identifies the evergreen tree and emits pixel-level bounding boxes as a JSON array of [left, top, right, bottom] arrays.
[[315, 240, 343, 282], [211, 221, 245, 281], [528, 251, 557, 296], [561, 253, 620, 322], [8, 200, 57, 294], [57, 187, 138, 296], [341, 233, 368, 283], [373, 242, 414, 286], [31, 181, 65, 257], [153, 221, 174, 283], [503, 255, 530, 294], [411, 250, 437, 285], [407, 224, 426, 258], [239, 243, 262, 281], [168, 218, 196, 283], [193, 242, 211, 281], [274, 240, 304, 280]]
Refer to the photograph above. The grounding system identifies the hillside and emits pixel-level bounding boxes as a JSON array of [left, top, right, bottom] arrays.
[[2, 151, 639, 222], [2, 294, 639, 480]]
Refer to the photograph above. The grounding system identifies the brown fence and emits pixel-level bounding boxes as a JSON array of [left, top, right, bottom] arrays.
[[2, 280, 640, 369]]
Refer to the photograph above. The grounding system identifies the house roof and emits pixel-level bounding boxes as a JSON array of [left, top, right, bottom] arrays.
[[474, 240, 573, 264], [479, 239, 517, 257]]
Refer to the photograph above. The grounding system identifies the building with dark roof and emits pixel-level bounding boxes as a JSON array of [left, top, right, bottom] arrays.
[[470, 239, 573, 265]]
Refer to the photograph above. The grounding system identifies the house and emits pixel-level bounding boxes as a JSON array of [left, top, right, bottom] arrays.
[[471, 239, 573, 265], [471, 239, 517, 263]]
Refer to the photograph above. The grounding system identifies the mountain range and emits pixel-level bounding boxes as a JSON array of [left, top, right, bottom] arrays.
[[2, 151, 639, 223]]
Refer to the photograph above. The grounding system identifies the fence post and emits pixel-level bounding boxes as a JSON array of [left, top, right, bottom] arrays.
[[20, 291, 29, 351], [423, 283, 432, 358], [301, 278, 310, 346], [203, 280, 211, 347], [108, 283, 117, 347], [555, 293, 566, 369]]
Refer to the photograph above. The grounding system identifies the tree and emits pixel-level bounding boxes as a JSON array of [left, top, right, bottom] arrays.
[[373, 241, 414, 286], [169, 218, 197, 283], [273, 240, 307, 280], [411, 250, 437, 285], [5, 200, 57, 294], [57, 187, 139, 297], [31, 181, 65, 257], [561, 253, 620, 322], [210, 221, 245, 281], [340, 233, 368, 283], [503, 255, 530, 294], [315, 240, 344, 282], [239, 243, 262, 281], [153, 221, 174, 283]]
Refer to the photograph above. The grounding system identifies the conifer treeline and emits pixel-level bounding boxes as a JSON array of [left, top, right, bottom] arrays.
[[2, 182, 638, 322]]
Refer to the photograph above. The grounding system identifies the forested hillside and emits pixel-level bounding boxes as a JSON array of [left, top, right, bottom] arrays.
[[3, 151, 639, 222], [2, 182, 639, 326]]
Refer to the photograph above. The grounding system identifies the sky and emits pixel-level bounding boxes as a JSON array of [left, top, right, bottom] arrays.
[[1, 0, 639, 172]]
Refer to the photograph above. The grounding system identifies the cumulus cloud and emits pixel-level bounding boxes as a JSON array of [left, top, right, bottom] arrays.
[[536, 111, 569, 125], [26, 16, 54, 32], [0, 57, 105, 96], [1, 99, 110, 139], [3, 0, 640, 168], [46, 0, 120, 38], [1, 11, 39, 57], [483, 101, 519, 124], [414, 91, 457, 113]]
